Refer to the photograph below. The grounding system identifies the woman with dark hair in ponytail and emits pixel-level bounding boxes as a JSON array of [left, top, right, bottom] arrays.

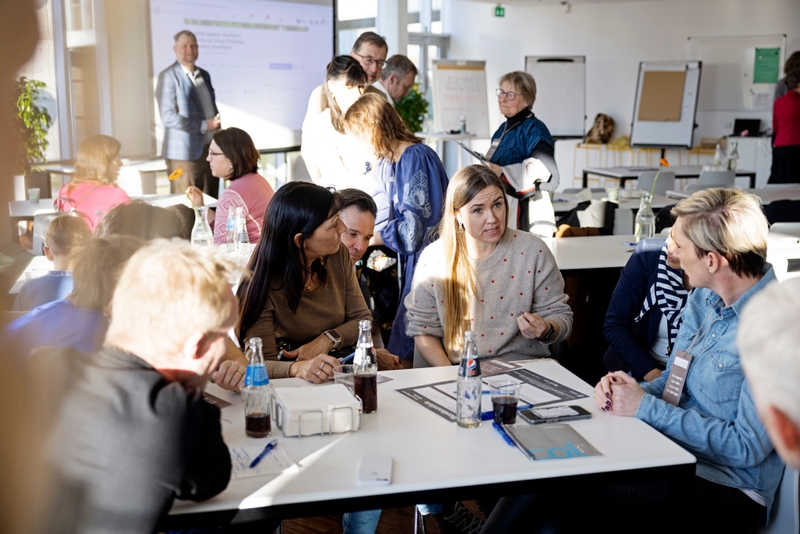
[[301, 55, 383, 200], [236, 181, 372, 382]]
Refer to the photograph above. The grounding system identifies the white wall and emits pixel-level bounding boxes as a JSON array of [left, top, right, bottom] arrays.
[[444, 0, 800, 145]]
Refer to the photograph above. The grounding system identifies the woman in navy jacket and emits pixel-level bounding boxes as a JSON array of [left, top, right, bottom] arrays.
[[603, 237, 690, 382]]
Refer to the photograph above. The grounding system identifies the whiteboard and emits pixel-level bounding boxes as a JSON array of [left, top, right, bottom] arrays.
[[431, 60, 490, 139], [687, 34, 786, 112], [525, 56, 585, 138], [630, 61, 702, 149], [149, 0, 335, 152]]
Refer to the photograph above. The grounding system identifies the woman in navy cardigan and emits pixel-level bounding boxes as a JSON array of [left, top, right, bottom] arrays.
[[603, 237, 690, 381]]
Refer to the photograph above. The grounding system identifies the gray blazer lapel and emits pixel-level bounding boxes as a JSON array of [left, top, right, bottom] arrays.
[[173, 62, 202, 109]]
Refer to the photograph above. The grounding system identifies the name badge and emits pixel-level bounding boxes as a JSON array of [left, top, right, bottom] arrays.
[[484, 138, 502, 160], [661, 349, 692, 406]]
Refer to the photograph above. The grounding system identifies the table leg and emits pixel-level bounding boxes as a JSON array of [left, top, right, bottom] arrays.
[[582, 171, 588, 188], [748, 173, 756, 189]]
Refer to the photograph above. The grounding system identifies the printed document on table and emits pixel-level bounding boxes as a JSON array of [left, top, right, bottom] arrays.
[[229, 445, 296, 480], [396, 368, 588, 422]]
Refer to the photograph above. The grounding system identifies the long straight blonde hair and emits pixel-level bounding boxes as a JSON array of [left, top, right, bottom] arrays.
[[441, 165, 508, 354]]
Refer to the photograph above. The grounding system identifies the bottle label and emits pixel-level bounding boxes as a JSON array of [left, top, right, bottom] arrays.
[[354, 343, 374, 366], [459, 358, 481, 377], [244, 365, 269, 387]]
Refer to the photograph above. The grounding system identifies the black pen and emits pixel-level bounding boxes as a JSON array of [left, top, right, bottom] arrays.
[[249, 439, 278, 468]]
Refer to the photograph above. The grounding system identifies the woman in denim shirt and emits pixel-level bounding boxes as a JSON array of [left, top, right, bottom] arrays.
[[480, 189, 784, 534], [595, 188, 784, 532]]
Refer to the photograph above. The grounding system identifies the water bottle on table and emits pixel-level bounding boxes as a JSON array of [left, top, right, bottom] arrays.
[[243, 337, 272, 438], [354, 319, 378, 414], [457, 331, 481, 428], [634, 192, 655, 243]]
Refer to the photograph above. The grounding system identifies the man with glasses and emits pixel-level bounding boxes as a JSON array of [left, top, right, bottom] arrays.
[[156, 30, 221, 198], [302, 32, 389, 158]]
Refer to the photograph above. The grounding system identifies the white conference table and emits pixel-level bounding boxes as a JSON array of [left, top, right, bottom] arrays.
[[11, 232, 798, 296], [666, 185, 800, 205], [164, 359, 696, 529], [583, 165, 757, 189], [552, 192, 674, 216], [8, 192, 216, 220]]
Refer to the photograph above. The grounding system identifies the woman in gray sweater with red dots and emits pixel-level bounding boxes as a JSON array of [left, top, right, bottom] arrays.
[[405, 164, 572, 366]]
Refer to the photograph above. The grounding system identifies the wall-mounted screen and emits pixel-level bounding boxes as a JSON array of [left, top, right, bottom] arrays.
[[149, 0, 334, 152]]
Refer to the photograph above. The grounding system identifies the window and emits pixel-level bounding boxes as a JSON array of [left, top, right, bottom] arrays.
[[337, 0, 377, 55]]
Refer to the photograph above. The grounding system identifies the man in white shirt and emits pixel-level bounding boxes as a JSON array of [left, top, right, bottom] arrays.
[[373, 55, 418, 104], [156, 30, 221, 198]]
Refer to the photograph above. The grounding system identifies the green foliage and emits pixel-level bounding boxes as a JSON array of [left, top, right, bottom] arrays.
[[12, 77, 52, 175], [394, 84, 428, 133]]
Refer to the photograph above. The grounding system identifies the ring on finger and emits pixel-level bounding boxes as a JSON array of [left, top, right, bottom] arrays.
[[316, 370, 321, 377]]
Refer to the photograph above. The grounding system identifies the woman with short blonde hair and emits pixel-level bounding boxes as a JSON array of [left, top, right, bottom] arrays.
[[55, 134, 130, 231], [406, 164, 572, 366], [343, 93, 449, 363]]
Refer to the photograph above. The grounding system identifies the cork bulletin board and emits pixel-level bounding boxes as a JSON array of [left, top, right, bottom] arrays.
[[630, 61, 702, 148], [637, 71, 686, 122]]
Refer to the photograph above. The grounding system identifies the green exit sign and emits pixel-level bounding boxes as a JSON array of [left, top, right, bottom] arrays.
[[495, 5, 505, 17]]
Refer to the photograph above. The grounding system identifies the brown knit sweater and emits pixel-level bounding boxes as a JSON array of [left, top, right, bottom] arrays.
[[242, 244, 372, 378]]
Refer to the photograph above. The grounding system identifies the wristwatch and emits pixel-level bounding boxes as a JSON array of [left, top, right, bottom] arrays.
[[323, 329, 342, 351], [539, 323, 556, 343]]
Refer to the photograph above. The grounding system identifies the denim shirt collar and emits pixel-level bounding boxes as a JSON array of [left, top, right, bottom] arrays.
[[703, 264, 776, 319]]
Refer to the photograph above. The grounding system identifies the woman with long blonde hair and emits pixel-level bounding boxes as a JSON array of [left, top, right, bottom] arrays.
[[405, 164, 572, 365], [55, 134, 130, 231], [343, 92, 449, 363]]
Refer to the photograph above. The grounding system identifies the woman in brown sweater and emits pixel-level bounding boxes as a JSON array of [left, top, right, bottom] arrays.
[[236, 182, 373, 382]]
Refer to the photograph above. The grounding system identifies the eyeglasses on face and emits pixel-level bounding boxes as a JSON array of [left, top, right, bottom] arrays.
[[496, 88, 518, 101], [353, 51, 386, 69], [208, 149, 225, 157]]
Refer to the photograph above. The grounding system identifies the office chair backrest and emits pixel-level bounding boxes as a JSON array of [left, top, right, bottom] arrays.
[[698, 170, 735, 187], [637, 171, 675, 197]]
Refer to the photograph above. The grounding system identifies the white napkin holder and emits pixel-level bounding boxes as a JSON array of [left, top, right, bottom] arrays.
[[274, 384, 362, 437]]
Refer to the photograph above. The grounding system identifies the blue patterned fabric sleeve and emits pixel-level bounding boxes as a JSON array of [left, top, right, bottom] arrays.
[[380, 143, 448, 256]]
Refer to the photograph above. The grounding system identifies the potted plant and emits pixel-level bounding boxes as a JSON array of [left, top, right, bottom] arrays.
[[12, 76, 52, 195], [394, 84, 428, 133]]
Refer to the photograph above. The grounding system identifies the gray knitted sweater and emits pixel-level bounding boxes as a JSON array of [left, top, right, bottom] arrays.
[[405, 229, 573, 363]]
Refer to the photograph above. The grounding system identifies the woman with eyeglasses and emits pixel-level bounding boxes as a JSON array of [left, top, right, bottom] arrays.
[[486, 71, 560, 237], [187, 127, 274, 245]]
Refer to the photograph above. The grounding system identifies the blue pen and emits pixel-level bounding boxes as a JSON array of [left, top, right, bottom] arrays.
[[622, 241, 637, 246], [249, 439, 278, 468], [492, 421, 516, 447], [482, 403, 533, 421], [339, 352, 355, 363]]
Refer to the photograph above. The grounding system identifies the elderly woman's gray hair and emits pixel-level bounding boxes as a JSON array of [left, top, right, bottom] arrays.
[[499, 71, 537, 109]]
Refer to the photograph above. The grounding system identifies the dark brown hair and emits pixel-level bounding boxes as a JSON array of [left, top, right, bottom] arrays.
[[212, 127, 261, 180], [237, 183, 344, 341], [324, 56, 368, 134], [351, 31, 388, 55]]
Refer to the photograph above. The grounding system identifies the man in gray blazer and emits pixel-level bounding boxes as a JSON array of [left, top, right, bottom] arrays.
[[43, 240, 237, 533], [156, 30, 221, 198]]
